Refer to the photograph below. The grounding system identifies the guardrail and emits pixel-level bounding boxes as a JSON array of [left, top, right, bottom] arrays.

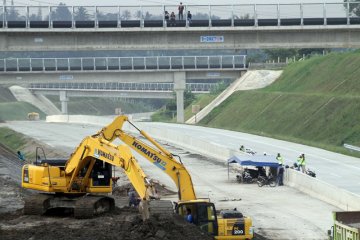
[[29, 82, 220, 93], [0, 55, 247, 72], [0, 2, 359, 29], [344, 144, 360, 152]]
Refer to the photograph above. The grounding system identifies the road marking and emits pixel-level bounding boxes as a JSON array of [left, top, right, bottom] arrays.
[[329, 173, 341, 178], [162, 125, 360, 172]]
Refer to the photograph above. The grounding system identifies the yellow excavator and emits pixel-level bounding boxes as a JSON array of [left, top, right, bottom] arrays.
[[22, 115, 253, 239]]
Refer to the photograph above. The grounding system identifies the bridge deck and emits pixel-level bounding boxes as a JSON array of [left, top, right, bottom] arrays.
[[0, 55, 247, 73], [0, 18, 359, 29]]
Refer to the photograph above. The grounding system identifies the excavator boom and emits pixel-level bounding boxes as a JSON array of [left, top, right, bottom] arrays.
[[98, 115, 197, 201]]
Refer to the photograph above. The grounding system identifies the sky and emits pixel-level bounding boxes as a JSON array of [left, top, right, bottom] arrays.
[[4, 0, 345, 6]]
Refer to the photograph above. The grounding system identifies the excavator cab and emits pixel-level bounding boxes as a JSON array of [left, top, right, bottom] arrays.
[[177, 200, 218, 236], [90, 160, 111, 187]]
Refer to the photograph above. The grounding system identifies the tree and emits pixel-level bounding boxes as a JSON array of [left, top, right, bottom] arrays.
[[241, 13, 251, 19], [52, 3, 71, 21], [29, 13, 41, 21], [298, 48, 325, 57], [74, 6, 91, 21], [143, 11, 153, 20], [97, 12, 117, 21], [37, 5, 42, 20], [184, 90, 195, 108], [264, 49, 298, 62], [344, 0, 360, 17], [192, 12, 209, 20], [134, 10, 142, 19], [7, 0, 20, 21], [121, 10, 131, 20]]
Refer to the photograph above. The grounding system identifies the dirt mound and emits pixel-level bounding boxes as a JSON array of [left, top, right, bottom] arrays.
[[0, 206, 213, 240], [113, 181, 176, 197]]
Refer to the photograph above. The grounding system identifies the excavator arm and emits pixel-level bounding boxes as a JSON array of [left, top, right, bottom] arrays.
[[96, 115, 197, 201], [63, 135, 157, 200]]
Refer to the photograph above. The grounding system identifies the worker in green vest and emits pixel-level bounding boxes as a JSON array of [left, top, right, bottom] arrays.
[[276, 153, 284, 166], [297, 154, 306, 173]]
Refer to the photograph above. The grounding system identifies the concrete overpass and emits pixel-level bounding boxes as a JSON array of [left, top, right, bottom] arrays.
[[0, 55, 246, 123], [1, 3, 360, 50], [28, 82, 218, 115]]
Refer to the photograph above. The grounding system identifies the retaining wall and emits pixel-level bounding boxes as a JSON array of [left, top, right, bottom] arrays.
[[284, 169, 360, 211]]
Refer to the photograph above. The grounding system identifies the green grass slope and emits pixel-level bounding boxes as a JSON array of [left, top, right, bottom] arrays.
[[184, 94, 217, 121], [151, 94, 218, 122], [0, 102, 46, 121], [49, 97, 151, 115], [200, 52, 360, 156]]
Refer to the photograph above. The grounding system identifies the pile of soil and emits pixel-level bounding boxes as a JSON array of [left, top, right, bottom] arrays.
[[0, 207, 213, 240], [112, 181, 176, 197]]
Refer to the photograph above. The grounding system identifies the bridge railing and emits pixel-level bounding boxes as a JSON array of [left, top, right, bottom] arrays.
[[0, 2, 359, 29], [29, 82, 219, 93], [0, 55, 247, 72]]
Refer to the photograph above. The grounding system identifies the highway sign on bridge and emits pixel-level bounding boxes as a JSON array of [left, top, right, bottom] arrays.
[[200, 36, 224, 43]]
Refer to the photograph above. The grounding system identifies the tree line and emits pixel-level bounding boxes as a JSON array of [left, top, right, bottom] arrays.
[[0, 2, 224, 21], [1, 1, 360, 21]]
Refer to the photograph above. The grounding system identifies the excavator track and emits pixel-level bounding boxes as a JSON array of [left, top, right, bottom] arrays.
[[23, 194, 53, 215], [24, 194, 115, 218], [74, 195, 115, 219]]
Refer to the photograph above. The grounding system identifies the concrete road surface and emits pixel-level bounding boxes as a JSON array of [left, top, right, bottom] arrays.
[[2, 121, 340, 239], [139, 122, 360, 195]]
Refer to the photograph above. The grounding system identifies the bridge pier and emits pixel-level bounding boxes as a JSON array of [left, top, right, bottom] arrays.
[[59, 90, 69, 114], [174, 72, 186, 123]]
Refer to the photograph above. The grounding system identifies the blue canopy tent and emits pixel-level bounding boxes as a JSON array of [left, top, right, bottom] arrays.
[[227, 155, 279, 180]]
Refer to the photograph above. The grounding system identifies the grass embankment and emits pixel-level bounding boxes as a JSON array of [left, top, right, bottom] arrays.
[[0, 102, 46, 121], [200, 52, 360, 157], [0, 127, 27, 153], [0, 127, 64, 160], [49, 97, 151, 115], [184, 94, 217, 121], [152, 93, 217, 122], [0, 86, 45, 121]]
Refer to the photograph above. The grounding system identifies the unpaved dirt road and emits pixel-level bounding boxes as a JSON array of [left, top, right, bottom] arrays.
[[1, 121, 340, 239]]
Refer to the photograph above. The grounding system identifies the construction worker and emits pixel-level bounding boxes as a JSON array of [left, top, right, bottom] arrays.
[[276, 153, 284, 165], [128, 188, 139, 207], [17, 151, 25, 162], [185, 208, 194, 223], [277, 164, 284, 186], [297, 154, 306, 173]]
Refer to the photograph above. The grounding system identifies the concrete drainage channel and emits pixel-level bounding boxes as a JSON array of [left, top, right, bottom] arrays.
[[46, 115, 360, 211]]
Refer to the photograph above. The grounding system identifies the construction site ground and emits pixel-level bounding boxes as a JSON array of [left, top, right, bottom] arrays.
[[0, 141, 213, 240], [0, 121, 340, 239]]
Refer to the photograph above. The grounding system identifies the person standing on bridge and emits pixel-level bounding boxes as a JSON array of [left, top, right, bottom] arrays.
[[187, 10, 192, 24], [164, 11, 169, 21], [178, 2, 184, 20], [170, 12, 176, 26]]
